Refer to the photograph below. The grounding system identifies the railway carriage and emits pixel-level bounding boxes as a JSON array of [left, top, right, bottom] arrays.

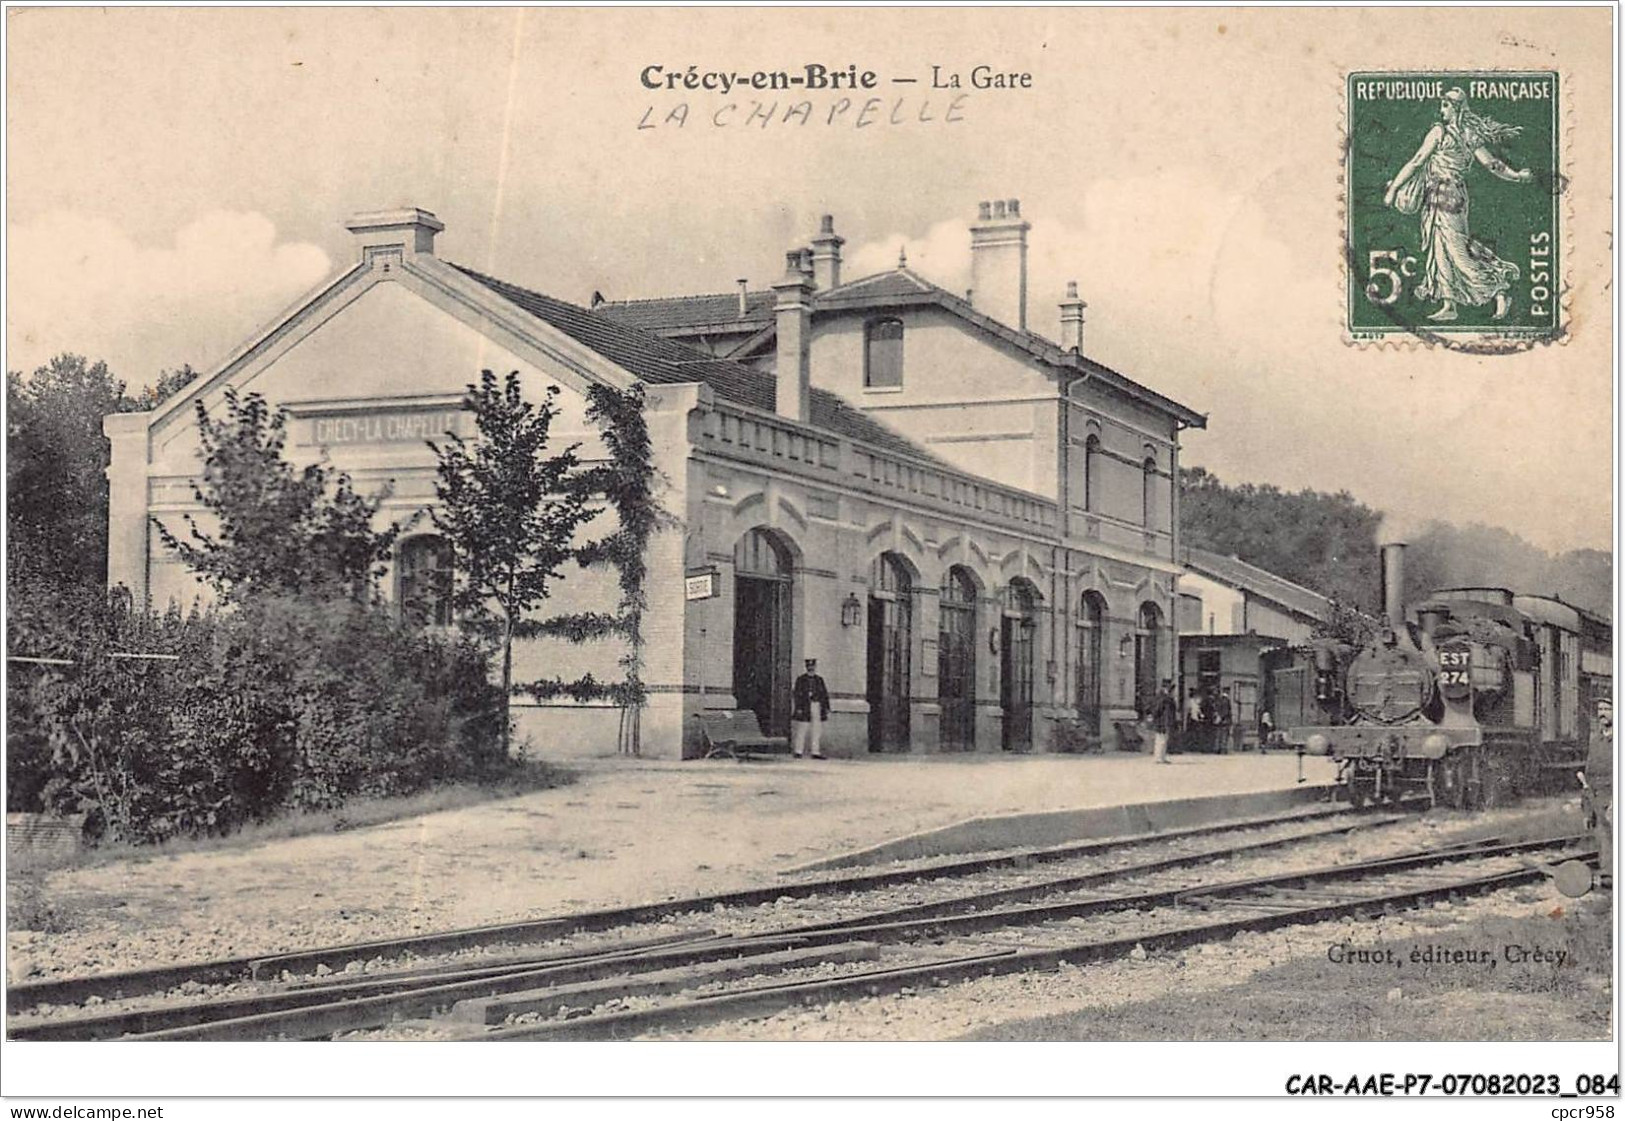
[[1280, 544, 1613, 809]]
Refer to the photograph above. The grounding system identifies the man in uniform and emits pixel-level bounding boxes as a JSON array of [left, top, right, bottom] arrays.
[[791, 658, 831, 759], [1214, 686, 1235, 754], [1151, 679, 1179, 765]]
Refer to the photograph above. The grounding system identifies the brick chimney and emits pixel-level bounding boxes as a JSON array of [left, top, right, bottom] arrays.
[[969, 198, 1031, 331], [772, 250, 815, 422], [344, 207, 444, 262], [810, 214, 844, 290], [1059, 280, 1087, 352]]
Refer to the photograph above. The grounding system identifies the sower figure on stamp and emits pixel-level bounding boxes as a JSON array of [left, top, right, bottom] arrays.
[[1383, 87, 1534, 322], [792, 657, 831, 759], [1150, 678, 1179, 765]]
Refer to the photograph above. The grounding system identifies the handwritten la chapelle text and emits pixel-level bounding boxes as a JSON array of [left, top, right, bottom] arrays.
[[638, 95, 969, 131]]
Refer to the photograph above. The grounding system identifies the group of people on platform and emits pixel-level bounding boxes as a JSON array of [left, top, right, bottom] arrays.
[[1182, 685, 1247, 754], [1147, 680, 1275, 763]]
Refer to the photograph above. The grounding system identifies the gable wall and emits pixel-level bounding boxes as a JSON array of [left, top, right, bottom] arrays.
[[122, 274, 612, 617], [808, 306, 1058, 496]]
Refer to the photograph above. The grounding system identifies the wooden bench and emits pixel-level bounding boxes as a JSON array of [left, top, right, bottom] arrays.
[[695, 710, 791, 761]]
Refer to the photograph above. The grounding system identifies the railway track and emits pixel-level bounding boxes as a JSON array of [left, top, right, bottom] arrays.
[[7, 805, 1583, 1042]]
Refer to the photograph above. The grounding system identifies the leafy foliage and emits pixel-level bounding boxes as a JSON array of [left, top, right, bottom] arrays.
[[153, 388, 403, 604], [430, 370, 599, 751], [1180, 465, 1384, 612], [6, 583, 505, 841], [6, 355, 204, 595], [1311, 597, 1379, 649], [132, 363, 202, 410], [519, 384, 674, 754], [1180, 466, 1611, 620], [6, 355, 129, 589]]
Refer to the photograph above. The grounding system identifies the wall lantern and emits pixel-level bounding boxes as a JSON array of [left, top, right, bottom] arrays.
[[1118, 633, 1135, 659], [841, 593, 864, 628]]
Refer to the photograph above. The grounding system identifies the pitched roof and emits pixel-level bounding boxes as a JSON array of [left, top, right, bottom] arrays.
[[588, 264, 1206, 428], [450, 264, 948, 464], [593, 290, 776, 334], [817, 268, 1207, 428], [1182, 545, 1331, 622], [817, 269, 940, 301]]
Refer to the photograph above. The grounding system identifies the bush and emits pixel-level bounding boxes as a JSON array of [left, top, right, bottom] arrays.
[[5, 583, 505, 842]]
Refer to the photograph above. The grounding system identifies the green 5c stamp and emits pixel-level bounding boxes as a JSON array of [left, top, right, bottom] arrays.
[[1347, 71, 1559, 343]]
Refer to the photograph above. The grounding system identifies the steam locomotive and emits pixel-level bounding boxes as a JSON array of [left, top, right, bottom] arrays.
[[1281, 544, 1613, 809]]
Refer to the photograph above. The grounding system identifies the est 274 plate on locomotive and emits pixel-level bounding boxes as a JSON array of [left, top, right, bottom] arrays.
[[1346, 71, 1559, 341]]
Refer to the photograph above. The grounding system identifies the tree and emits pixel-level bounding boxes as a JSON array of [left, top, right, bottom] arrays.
[[6, 355, 130, 590], [134, 363, 202, 410], [1312, 596, 1378, 649], [430, 370, 599, 754], [154, 387, 402, 603], [1179, 465, 1382, 611]]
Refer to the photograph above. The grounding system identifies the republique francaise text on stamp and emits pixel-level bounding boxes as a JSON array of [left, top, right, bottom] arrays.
[[1346, 71, 1559, 342]]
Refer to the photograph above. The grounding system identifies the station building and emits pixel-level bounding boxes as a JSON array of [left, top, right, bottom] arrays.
[[106, 201, 1207, 758], [1175, 546, 1331, 742]]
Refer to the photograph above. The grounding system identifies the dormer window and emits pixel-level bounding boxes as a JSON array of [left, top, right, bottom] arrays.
[[864, 318, 904, 389]]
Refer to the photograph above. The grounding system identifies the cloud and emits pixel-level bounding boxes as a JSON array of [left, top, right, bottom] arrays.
[[846, 174, 1311, 351], [6, 210, 330, 392]]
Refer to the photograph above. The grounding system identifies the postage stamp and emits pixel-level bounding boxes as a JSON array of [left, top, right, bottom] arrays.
[[1346, 71, 1560, 343]]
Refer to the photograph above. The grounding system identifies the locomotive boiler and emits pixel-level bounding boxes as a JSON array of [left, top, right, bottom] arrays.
[[1289, 543, 1612, 808]]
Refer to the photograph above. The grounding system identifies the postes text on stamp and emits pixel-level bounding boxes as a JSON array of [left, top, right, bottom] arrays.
[[1346, 71, 1559, 343]]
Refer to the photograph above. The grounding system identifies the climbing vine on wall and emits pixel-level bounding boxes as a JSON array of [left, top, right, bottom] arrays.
[[518, 382, 673, 755]]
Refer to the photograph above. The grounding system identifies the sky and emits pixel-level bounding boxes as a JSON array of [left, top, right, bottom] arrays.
[[6, 6, 1615, 553]]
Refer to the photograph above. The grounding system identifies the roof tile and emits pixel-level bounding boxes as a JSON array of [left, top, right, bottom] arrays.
[[594, 290, 776, 333], [451, 263, 946, 464]]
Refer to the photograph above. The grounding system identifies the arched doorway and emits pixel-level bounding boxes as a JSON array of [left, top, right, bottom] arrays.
[[938, 566, 979, 751], [1135, 601, 1163, 718], [734, 529, 793, 735], [1077, 591, 1107, 736], [867, 553, 913, 752], [1001, 578, 1039, 751]]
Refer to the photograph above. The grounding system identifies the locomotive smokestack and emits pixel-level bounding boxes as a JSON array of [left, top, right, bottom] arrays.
[[1381, 542, 1407, 627]]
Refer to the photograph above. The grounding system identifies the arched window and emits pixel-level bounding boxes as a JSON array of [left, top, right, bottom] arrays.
[[1084, 435, 1100, 513], [1142, 455, 1158, 529], [864, 318, 905, 389], [1077, 591, 1107, 735], [1001, 578, 1040, 751], [867, 553, 914, 751], [398, 535, 454, 626], [734, 527, 790, 578], [938, 566, 979, 751], [1135, 601, 1163, 717]]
